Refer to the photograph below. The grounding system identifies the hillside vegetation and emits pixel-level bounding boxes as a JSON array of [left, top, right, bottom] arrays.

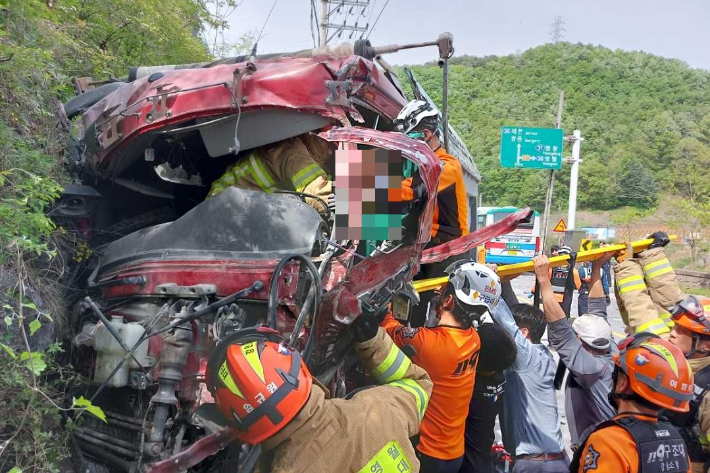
[[406, 43, 710, 215], [0, 1, 213, 470]]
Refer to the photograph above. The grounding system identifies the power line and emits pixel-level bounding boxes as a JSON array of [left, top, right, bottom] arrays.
[[255, 0, 280, 45], [321, 0, 370, 44], [310, 0, 319, 47], [360, 0, 377, 39], [366, 0, 390, 39]]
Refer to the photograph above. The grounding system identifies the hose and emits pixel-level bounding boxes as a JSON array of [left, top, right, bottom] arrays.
[[267, 254, 322, 364]]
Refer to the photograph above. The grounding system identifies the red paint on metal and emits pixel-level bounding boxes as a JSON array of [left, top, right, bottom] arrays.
[[420, 208, 533, 264], [82, 56, 408, 177], [98, 259, 297, 299], [146, 429, 235, 473]]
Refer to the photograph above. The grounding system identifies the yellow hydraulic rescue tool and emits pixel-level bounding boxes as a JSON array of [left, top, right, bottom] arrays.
[[412, 235, 677, 293]]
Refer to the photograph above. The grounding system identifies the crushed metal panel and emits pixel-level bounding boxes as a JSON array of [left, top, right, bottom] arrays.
[[80, 56, 403, 175], [197, 110, 335, 157], [421, 208, 532, 264]]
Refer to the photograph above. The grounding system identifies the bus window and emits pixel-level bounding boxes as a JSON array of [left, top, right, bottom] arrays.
[[477, 214, 487, 229], [479, 207, 541, 265]]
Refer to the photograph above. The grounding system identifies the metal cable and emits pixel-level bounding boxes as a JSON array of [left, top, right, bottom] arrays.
[[366, 0, 390, 39]]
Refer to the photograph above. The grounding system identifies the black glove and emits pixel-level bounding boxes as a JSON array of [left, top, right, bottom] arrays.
[[352, 303, 387, 343], [648, 231, 670, 249]]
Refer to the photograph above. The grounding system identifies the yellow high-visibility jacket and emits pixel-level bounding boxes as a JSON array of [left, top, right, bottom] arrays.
[[614, 256, 670, 338], [615, 246, 686, 337], [257, 328, 433, 472], [209, 134, 332, 214], [638, 247, 686, 329]]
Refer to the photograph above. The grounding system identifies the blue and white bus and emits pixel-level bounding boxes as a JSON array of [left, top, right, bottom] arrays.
[[477, 207, 541, 264]]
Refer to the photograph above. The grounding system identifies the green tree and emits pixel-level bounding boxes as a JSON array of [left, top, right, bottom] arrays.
[[671, 137, 710, 202], [405, 42, 710, 211], [613, 156, 658, 208]]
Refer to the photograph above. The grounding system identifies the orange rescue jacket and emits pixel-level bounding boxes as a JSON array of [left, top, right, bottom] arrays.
[[576, 414, 691, 473], [381, 312, 480, 460], [403, 147, 469, 242]]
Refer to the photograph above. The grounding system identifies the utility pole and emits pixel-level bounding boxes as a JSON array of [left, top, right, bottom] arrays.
[[549, 16, 565, 43], [441, 57, 449, 151], [320, 0, 370, 46], [540, 91, 565, 254], [567, 130, 583, 230]]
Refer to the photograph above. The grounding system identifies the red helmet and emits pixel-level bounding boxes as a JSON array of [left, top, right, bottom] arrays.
[[670, 295, 710, 336], [614, 334, 694, 412], [207, 328, 312, 444]]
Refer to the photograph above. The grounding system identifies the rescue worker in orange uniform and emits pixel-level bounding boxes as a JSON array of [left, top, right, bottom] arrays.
[[667, 295, 710, 473], [381, 262, 496, 473], [395, 100, 469, 325], [570, 334, 693, 473], [206, 297, 433, 472], [614, 232, 710, 472], [396, 100, 469, 243]]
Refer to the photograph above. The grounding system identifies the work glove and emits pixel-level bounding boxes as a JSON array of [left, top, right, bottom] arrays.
[[352, 302, 387, 343], [615, 241, 634, 263], [647, 231, 670, 249], [327, 193, 336, 212]]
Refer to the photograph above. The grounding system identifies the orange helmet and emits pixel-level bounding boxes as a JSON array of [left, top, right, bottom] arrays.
[[206, 328, 313, 444], [614, 333, 694, 412], [670, 295, 710, 336]]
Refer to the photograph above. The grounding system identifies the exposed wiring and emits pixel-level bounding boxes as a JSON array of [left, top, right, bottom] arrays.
[[324, 239, 366, 260], [83, 282, 263, 411]]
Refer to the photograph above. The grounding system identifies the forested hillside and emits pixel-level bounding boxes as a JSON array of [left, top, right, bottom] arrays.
[[405, 43, 710, 214], [0, 1, 215, 469]]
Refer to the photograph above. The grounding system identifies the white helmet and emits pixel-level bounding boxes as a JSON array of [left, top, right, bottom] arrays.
[[444, 261, 501, 311], [395, 100, 439, 134], [558, 245, 573, 255]]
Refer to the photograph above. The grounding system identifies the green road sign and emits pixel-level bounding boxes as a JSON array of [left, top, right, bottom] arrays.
[[500, 126, 564, 169]]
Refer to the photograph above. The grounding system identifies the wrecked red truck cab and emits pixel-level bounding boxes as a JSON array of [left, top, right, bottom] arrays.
[[59, 43, 531, 471]]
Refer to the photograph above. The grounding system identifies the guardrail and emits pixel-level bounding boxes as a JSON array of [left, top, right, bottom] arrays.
[[677, 269, 710, 290]]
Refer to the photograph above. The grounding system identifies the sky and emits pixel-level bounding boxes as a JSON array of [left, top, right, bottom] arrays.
[[219, 0, 710, 70]]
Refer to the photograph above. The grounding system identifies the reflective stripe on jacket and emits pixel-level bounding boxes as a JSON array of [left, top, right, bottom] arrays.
[[208, 135, 331, 212], [259, 328, 433, 472], [614, 258, 670, 338], [639, 247, 686, 330]]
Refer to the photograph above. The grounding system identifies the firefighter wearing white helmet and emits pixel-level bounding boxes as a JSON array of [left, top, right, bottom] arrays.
[[398, 99, 471, 327], [380, 260, 487, 470], [445, 260, 502, 316], [395, 100, 440, 134]]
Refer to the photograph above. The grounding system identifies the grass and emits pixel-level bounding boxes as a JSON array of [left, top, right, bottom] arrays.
[[684, 286, 710, 298]]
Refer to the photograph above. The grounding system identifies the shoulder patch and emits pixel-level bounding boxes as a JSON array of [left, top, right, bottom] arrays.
[[398, 327, 421, 339], [583, 444, 600, 472]]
